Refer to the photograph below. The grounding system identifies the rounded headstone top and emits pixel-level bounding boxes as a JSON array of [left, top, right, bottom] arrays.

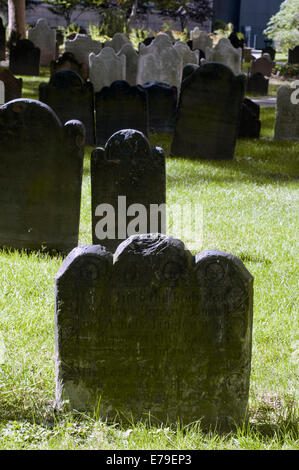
[[105, 129, 152, 161], [49, 69, 84, 89]]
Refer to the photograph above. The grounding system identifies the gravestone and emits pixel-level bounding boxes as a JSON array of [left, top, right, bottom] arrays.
[[174, 41, 199, 71], [89, 47, 126, 92], [50, 52, 87, 80], [39, 70, 95, 145], [104, 32, 131, 53], [170, 63, 246, 159], [91, 130, 166, 252], [251, 56, 273, 77], [0, 70, 22, 102], [205, 38, 242, 76], [140, 36, 155, 48], [118, 43, 138, 86], [0, 99, 85, 252], [65, 34, 102, 67], [142, 81, 177, 134], [190, 27, 212, 54], [0, 17, 5, 60], [288, 46, 299, 64], [28, 18, 56, 66], [262, 46, 276, 61], [0, 80, 4, 105], [246, 72, 269, 96], [95, 80, 148, 146], [239, 98, 261, 138], [9, 39, 40, 76], [55, 233, 254, 431], [229, 32, 244, 50], [274, 85, 299, 140]]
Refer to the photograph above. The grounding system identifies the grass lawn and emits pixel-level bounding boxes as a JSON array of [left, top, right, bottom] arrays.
[[0, 70, 298, 450]]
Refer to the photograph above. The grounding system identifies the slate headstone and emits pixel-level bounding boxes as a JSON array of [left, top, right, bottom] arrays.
[[9, 39, 40, 76], [251, 56, 273, 77], [142, 81, 177, 134], [288, 46, 299, 64], [0, 70, 22, 102], [239, 98, 261, 138], [0, 99, 85, 252], [0, 17, 5, 60], [55, 233, 254, 431], [274, 85, 299, 140], [39, 70, 95, 145], [89, 47, 126, 92], [91, 129, 166, 252], [246, 72, 269, 96], [170, 63, 246, 159], [28, 18, 56, 66]]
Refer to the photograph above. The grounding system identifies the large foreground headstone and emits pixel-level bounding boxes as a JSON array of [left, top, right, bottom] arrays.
[[0, 70, 22, 103], [55, 233, 254, 430], [95, 80, 148, 146], [9, 39, 40, 76], [28, 18, 56, 66], [0, 99, 85, 252], [274, 85, 299, 140], [171, 63, 246, 159], [91, 129, 165, 252], [39, 70, 95, 145], [142, 81, 177, 134]]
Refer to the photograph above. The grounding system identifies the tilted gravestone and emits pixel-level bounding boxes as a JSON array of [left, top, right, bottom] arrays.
[[170, 63, 246, 159], [91, 129, 166, 252], [0, 99, 85, 252], [288, 46, 299, 64], [89, 47, 126, 92], [274, 85, 299, 140], [246, 72, 269, 96], [251, 56, 273, 77], [55, 233, 254, 430], [205, 38, 243, 76], [28, 18, 56, 66], [9, 39, 40, 76], [65, 34, 102, 67], [0, 17, 5, 60], [239, 98, 261, 139], [0, 70, 22, 103], [95, 80, 148, 147], [118, 43, 138, 86], [39, 70, 95, 145], [142, 81, 177, 134]]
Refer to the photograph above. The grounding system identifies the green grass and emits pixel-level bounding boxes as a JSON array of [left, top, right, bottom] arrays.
[[0, 72, 298, 450]]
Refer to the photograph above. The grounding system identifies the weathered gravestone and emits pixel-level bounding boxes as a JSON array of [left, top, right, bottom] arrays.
[[55, 233, 254, 430], [0, 70, 22, 102], [142, 81, 177, 134], [118, 43, 138, 85], [251, 56, 273, 77], [0, 17, 5, 60], [9, 39, 40, 76], [288, 46, 299, 64], [170, 63, 246, 159], [65, 34, 102, 67], [28, 18, 56, 66], [95, 80, 148, 146], [104, 32, 131, 53], [0, 99, 85, 252], [174, 41, 199, 71], [246, 72, 269, 96], [274, 85, 299, 140], [39, 70, 95, 145], [189, 27, 212, 54], [205, 38, 243, 76], [0, 80, 4, 105], [89, 47, 126, 92], [239, 98, 261, 139], [91, 130, 166, 252]]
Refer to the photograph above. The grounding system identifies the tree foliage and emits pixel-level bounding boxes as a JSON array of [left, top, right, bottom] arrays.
[[264, 0, 299, 51]]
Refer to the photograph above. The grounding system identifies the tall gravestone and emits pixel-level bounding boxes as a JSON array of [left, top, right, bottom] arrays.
[[91, 130, 166, 252], [65, 34, 102, 67], [239, 98, 261, 139], [118, 43, 138, 86], [9, 39, 40, 76], [274, 85, 299, 140], [95, 80, 148, 146], [246, 72, 269, 96], [0, 99, 85, 252], [0, 70, 22, 102], [142, 81, 177, 134], [28, 18, 56, 66], [171, 63, 246, 159], [39, 70, 95, 145], [288, 46, 299, 64], [55, 233, 254, 431], [205, 38, 242, 76], [0, 17, 5, 60], [89, 47, 126, 92]]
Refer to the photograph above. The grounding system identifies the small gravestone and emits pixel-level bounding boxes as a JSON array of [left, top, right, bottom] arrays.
[[0, 81, 4, 105], [274, 85, 299, 140], [50, 52, 87, 80], [262, 46, 276, 61], [65, 34, 102, 67], [288, 46, 299, 64], [95, 80, 148, 146], [55, 233, 254, 431], [28, 18, 56, 66], [9, 39, 40, 76], [142, 81, 177, 134], [39, 70, 95, 145], [0, 17, 5, 60], [171, 63, 246, 159], [205, 38, 242, 76], [0, 70, 22, 102], [239, 98, 261, 138], [91, 130, 166, 252], [89, 47, 126, 92], [246, 72, 269, 96], [0, 99, 85, 252], [251, 56, 273, 77], [118, 43, 138, 85], [104, 32, 131, 53]]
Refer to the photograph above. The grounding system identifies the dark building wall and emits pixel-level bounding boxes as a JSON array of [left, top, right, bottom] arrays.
[[213, 0, 241, 30]]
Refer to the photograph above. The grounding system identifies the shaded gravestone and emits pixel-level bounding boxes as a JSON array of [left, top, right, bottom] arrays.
[[39, 70, 95, 145], [262, 46, 276, 61], [288, 46, 299, 64], [239, 98, 261, 139], [95, 80, 148, 146], [142, 81, 177, 134], [89, 47, 126, 92], [91, 130, 165, 252], [0, 80, 4, 105], [0, 70, 22, 102], [9, 39, 40, 76], [205, 38, 242, 76], [0, 99, 85, 252], [118, 43, 138, 86], [55, 233, 254, 431], [229, 32, 244, 50], [50, 52, 87, 80], [274, 85, 299, 140], [104, 32, 131, 53], [28, 18, 56, 66], [65, 34, 102, 67], [0, 17, 5, 60], [170, 63, 246, 160], [251, 56, 273, 77], [246, 72, 269, 96]]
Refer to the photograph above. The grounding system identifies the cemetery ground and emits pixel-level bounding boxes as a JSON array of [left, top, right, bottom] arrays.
[[0, 69, 298, 450]]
